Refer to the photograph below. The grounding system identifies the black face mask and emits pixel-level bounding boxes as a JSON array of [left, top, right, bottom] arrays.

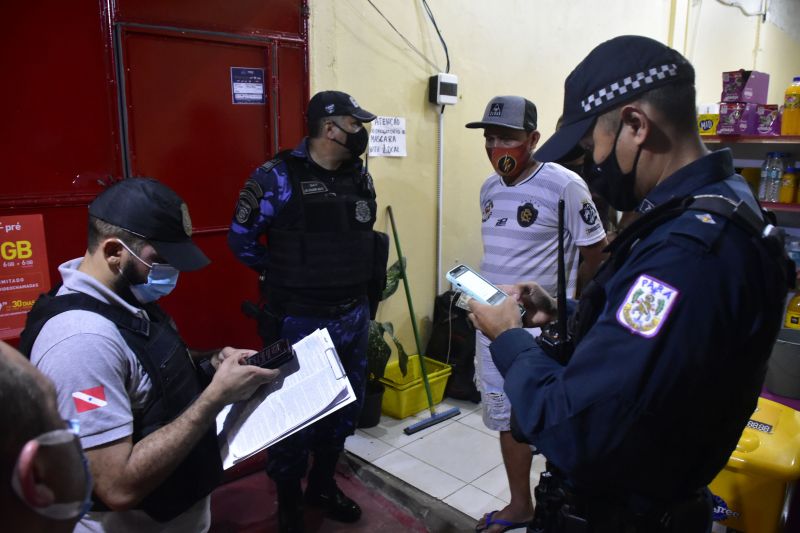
[[587, 121, 641, 211], [331, 122, 368, 157]]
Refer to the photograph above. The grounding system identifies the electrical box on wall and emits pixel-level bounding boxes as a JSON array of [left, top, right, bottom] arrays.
[[428, 73, 458, 105]]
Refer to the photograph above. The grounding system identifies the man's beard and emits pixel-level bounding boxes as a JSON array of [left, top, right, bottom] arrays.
[[113, 259, 145, 304]]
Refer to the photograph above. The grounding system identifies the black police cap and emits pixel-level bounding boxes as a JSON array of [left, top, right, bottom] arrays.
[[536, 35, 694, 162], [306, 90, 377, 123], [88, 178, 210, 272]]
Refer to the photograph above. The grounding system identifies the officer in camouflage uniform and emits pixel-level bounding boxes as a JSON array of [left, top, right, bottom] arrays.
[[228, 91, 386, 533]]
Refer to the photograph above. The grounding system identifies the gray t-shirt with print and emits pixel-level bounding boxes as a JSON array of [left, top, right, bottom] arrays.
[[30, 257, 210, 533]]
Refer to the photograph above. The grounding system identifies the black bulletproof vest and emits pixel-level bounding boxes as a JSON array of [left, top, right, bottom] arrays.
[[18, 291, 222, 523], [571, 194, 792, 345], [264, 152, 377, 293]]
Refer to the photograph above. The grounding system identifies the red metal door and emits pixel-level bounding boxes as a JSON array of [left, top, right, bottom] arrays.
[[119, 27, 273, 348]]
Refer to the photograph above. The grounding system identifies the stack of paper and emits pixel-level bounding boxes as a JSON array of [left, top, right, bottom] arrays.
[[216, 328, 356, 469]]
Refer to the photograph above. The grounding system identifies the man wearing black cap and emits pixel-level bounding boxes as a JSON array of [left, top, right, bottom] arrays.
[[465, 95, 607, 532], [228, 90, 385, 532], [20, 178, 280, 532], [468, 36, 791, 532]]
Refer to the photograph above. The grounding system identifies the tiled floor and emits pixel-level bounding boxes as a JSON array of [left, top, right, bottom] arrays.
[[344, 398, 546, 529]]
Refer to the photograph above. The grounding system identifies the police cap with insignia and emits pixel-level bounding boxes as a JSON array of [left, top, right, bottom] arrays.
[[465, 95, 537, 132], [306, 90, 377, 125], [89, 178, 210, 271], [535, 35, 694, 163]]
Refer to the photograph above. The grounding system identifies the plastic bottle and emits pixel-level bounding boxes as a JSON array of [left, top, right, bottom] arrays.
[[782, 77, 800, 136], [759, 153, 774, 201], [766, 153, 785, 203], [779, 166, 797, 203], [785, 292, 800, 329]]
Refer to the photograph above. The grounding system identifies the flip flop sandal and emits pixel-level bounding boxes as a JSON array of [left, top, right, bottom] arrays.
[[475, 510, 530, 532]]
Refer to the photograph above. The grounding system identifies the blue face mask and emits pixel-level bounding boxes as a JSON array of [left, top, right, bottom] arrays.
[[117, 240, 180, 304]]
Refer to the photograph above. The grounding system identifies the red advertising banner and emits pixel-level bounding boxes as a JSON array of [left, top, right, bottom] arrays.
[[0, 215, 51, 340]]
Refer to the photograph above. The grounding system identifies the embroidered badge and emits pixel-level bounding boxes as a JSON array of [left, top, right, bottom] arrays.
[[325, 104, 335, 114], [579, 201, 598, 225], [180, 203, 193, 236], [482, 200, 494, 222], [496, 217, 508, 227], [617, 274, 679, 338], [695, 213, 716, 224], [489, 103, 504, 117], [301, 181, 328, 195], [349, 96, 360, 108], [354, 200, 372, 223], [517, 202, 538, 227], [72, 386, 107, 413]]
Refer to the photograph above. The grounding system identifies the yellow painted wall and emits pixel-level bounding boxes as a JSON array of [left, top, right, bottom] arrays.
[[308, 0, 800, 353]]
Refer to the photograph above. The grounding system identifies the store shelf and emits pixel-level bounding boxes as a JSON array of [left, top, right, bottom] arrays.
[[703, 135, 800, 163], [763, 202, 800, 228]]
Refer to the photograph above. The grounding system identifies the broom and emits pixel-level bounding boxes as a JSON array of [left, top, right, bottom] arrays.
[[386, 206, 460, 435]]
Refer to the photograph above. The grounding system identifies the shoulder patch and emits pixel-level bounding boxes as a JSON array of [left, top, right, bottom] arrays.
[[234, 178, 263, 226], [259, 158, 281, 174], [616, 274, 679, 338]]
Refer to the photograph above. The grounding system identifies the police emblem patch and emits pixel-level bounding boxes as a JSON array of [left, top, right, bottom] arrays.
[[180, 203, 193, 236], [616, 274, 679, 338], [517, 202, 537, 227], [482, 200, 494, 222], [354, 200, 372, 223], [325, 104, 335, 114], [695, 213, 716, 224], [489, 103, 504, 117], [498, 155, 517, 175], [579, 201, 598, 225]]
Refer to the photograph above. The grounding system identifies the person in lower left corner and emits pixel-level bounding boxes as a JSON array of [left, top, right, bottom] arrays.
[[1, 340, 92, 533]]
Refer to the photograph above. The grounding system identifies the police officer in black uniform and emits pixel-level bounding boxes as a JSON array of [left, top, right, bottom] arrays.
[[228, 91, 387, 533], [468, 36, 792, 533]]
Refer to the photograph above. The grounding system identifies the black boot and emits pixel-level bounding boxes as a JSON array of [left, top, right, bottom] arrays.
[[276, 479, 305, 533], [305, 452, 362, 523]]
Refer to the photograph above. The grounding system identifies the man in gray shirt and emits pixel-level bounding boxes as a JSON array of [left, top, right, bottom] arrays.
[[21, 178, 279, 532]]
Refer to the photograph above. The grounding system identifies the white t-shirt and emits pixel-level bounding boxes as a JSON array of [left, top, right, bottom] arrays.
[[479, 162, 606, 297], [30, 258, 210, 533]]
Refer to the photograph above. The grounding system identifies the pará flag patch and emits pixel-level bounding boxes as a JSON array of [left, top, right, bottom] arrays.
[[616, 274, 679, 338], [72, 386, 107, 413]]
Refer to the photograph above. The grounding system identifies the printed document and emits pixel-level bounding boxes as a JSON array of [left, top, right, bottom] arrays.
[[216, 328, 356, 469]]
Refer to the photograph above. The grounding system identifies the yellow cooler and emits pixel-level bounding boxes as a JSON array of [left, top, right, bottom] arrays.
[[709, 397, 800, 533]]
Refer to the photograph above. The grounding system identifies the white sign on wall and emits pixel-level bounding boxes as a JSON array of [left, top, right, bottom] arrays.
[[368, 116, 406, 157]]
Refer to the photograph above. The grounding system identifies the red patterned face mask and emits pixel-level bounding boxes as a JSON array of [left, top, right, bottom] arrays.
[[486, 141, 533, 178]]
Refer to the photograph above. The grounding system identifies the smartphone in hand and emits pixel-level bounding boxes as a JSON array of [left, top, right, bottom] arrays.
[[446, 264, 508, 305], [245, 338, 295, 369]]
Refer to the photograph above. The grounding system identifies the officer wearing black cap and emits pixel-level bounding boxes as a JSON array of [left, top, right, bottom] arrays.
[[468, 36, 792, 532], [228, 90, 386, 532], [19, 178, 279, 532]]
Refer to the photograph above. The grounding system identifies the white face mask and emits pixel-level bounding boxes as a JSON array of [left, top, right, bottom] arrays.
[[11, 425, 93, 520]]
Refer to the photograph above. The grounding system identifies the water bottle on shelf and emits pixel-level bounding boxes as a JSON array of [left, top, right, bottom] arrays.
[[759, 152, 774, 201], [765, 153, 785, 203]]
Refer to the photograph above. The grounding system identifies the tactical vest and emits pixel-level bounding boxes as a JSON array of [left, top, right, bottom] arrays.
[[570, 194, 792, 346], [263, 151, 377, 296], [18, 291, 222, 523]]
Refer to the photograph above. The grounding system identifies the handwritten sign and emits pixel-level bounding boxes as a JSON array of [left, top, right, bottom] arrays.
[[368, 116, 407, 157], [0, 215, 50, 340]]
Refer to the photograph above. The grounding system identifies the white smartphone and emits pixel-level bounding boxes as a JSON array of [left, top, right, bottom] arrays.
[[446, 264, 508, 306]]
